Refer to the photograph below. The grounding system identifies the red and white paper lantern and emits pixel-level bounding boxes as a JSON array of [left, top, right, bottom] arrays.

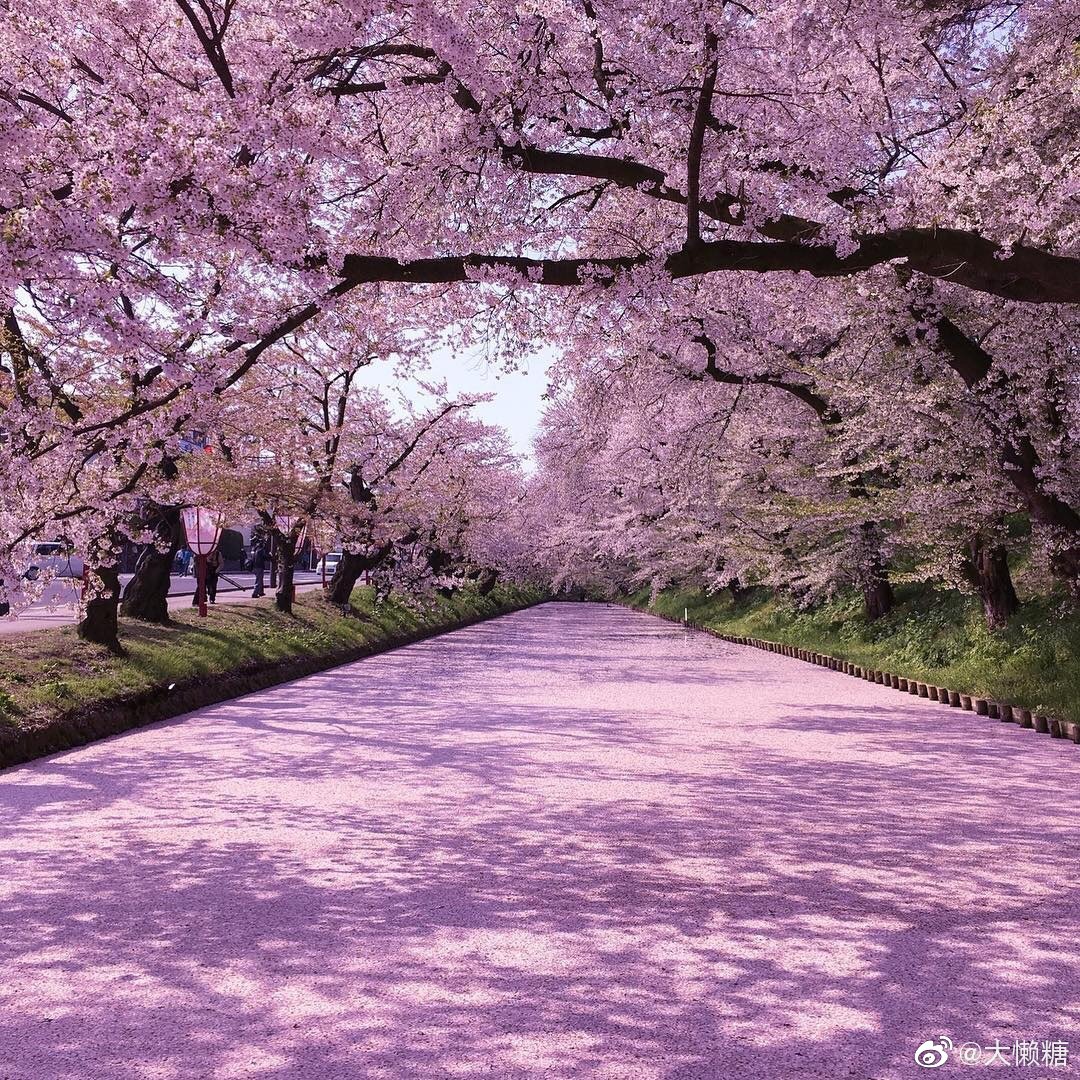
[[182, 507, 224, 555]]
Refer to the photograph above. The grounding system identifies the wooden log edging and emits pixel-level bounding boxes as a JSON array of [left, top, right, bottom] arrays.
[[0, 595, 545, 773], [646, 609, 1079, 750]]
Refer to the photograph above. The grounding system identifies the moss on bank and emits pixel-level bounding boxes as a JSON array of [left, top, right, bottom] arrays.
[[627, 585, 1080, 724], [0, 584, 544, 734]]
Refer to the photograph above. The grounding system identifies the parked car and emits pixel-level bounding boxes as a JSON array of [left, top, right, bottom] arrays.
[[321, 551, 343, 576], [23, 540, 84, 581]]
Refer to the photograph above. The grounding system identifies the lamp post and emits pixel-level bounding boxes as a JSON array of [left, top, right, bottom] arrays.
[[182, 507, 224, 617]]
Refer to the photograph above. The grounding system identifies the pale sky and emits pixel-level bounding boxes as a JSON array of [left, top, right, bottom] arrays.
[[358, 344, 555, 468]]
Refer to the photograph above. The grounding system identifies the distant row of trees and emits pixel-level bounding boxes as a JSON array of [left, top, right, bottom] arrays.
[[526, 271, 1077, 629]]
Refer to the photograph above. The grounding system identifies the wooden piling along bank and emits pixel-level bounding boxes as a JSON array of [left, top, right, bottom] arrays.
[[650, 611, 1080, 748]]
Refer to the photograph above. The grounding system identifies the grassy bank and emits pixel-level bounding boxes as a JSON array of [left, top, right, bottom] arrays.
[[0, 584, 544, 751], [627, 585, 1080, 723]]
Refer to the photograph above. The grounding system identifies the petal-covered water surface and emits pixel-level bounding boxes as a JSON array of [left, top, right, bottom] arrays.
[[1, 603, 1077, 1080]]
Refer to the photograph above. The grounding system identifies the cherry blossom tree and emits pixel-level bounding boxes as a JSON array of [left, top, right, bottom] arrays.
[[171, 315, 525, 613], [3, 0, 1075, 406], [530, 262, 1077, 623], [2, 0, 1078, 639]]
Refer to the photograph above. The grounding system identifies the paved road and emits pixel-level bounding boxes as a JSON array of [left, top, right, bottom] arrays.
[[0, 573, 324, 636], [0, 603, 1077, 1079]]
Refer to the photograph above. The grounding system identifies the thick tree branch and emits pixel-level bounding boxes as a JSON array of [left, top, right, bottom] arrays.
[[689, 333, 837, 420], [174, 0, 235, 97], [335, 229, 1079, 303], [686, 29, 719, 247], [928, 314, 1080, 534]]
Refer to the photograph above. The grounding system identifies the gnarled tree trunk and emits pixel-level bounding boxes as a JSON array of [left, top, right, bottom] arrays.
[[326, 543, 392, 606], [78, 566, 123, 654], [120, 505, 182, 623], [728, 579, 752, 602], [930, 316, 1080, 602], [966, 532, 1018, 630], [1051, 545, 1080, 603], [861, 576, 895, 622]]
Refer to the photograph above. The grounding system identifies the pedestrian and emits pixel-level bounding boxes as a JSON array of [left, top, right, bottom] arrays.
[[177, 546, 194, 576], [205, 547, 222, 604], [251, 532, 267, 598]]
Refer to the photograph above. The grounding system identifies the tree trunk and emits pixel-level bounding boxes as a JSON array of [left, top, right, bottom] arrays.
[[930, 316, 1080, 601], [326, 544, 393, 606], [120, 505, 182, 623], [728, 579, 752, 602], [275, 544, 296, 614], [326, 551, 367, 605], [1051, 544, 1080, 603], [966, 533, 1018, 629], [78, 566, 124, 654], [862, 576, 894, 621], [997, 433, 1080, 602], [427, 547, 454, 575], [857, 523, 894, 620]]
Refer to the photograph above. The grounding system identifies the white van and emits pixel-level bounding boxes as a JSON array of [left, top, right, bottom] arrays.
[[24, 541, 84, 580]]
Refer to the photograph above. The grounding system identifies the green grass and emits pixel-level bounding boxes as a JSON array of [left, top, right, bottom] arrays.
[[628, 584, 1080, 723], [0, 584, 544, 730]]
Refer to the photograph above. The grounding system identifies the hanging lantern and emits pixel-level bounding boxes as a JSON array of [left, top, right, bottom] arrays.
[[182, 507, 224, 616], [182, 507, 224, 556]]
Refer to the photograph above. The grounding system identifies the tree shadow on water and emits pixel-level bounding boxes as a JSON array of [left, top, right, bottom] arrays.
[[0, 603, 1077, 1079]]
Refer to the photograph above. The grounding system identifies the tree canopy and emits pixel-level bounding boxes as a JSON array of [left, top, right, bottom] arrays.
[[1, 0, 1077, 634]]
